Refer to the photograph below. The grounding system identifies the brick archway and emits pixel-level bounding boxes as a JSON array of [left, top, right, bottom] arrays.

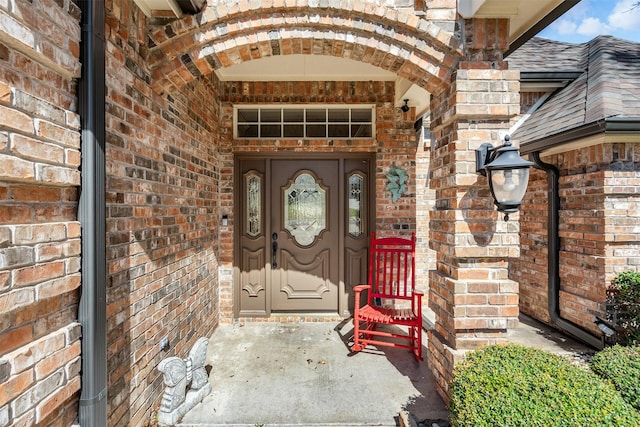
[[142, 1, 524, 408], [146, 3, 463, 95]]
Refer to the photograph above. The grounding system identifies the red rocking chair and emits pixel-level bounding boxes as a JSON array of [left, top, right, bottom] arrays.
[[351, 232, 423, 361]]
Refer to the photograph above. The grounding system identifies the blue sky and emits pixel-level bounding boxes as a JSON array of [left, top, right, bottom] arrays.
[[538, 0, 640, 43]]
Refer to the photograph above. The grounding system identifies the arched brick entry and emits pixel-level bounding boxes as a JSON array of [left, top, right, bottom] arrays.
[[145, 3, 462, 95], [141, 1, 523, 406], [140, 1, 469, 328], [104, 0, 523, 418]]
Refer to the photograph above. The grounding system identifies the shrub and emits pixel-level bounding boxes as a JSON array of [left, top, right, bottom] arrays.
[[607, 271, 640, 345], [591, 345, 640, 411], [449, 344, 640, 427]]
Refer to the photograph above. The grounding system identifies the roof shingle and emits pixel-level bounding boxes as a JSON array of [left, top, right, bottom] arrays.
[[510, 36, 640, 144]]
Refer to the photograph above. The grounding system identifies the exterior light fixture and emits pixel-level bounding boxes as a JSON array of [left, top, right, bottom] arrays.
[[593, 316, 616, 347], [593, 317, 615, 337], [400, 99, 410, 113], [475, 135, 534, 221]]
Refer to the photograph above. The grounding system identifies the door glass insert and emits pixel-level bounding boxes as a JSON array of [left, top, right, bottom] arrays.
[[348, 173, 364, 237], [245, 171, 262, 237], [284, 172, 327, 246]]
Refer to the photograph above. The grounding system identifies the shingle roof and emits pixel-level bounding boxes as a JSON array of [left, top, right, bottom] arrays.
[[509, 36, 640, 145], [508, 37, 586, 71]]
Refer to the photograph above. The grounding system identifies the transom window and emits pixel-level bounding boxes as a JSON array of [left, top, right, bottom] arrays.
[[235, 106, 374, 139]]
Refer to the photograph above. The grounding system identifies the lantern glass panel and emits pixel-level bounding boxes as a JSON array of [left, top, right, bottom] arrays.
[[489, 168, 530, 204]]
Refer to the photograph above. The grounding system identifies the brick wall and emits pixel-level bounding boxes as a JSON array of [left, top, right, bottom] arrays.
[[515, 143, 640, 336], [425, 17, 522, 401], [0, 0, 82, 425], [519, 91, 548, 111], [512, 167, 552, 323], [428, 64, 521, 345], [105, 1, 221, 425], [416, 123, 437, 293], [603, 167, 640, 277]]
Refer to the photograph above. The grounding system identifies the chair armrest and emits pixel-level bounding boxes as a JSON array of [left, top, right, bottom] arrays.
[[353, 284, 370, 310], [413, 290, 424, 303], [413, 290, 424, 315], [354, 284, 370, 293]]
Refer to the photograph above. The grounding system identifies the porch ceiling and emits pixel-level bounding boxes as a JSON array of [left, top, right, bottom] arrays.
[[133, 0, 184, 18], [214, 55, 432, 118], [133, 0, 206, 17]]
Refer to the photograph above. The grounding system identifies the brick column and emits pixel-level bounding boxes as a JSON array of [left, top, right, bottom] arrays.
[[426, 59, 521, 400]]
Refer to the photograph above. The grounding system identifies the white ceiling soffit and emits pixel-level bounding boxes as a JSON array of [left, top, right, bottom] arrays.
[[215, 55, 397, 82], [398, 84, 431, 119], [133, 0, 183, 18], [458, 0, 567, 44], [215, 55, 431, 117]]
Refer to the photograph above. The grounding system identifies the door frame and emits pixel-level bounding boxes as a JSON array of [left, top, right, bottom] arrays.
[[233, 152, 376, 318]]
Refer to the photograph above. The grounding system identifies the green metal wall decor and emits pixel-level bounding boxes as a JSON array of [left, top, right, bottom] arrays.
[[385, 164, 407, 202]]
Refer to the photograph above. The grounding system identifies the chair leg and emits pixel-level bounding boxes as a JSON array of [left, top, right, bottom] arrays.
[[352, 317, 363, 352], [413, 324, 423, 361]]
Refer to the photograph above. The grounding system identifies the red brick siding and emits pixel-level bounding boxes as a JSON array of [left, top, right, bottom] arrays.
[[604, 170, 640, 276], [0, 0, 81, 424], [512, 168, 552, 323], [519, 91, 548, 111], [508, 88, 555, 324], [1, 1, 549, 422], [515, 143, 640, 336], [105, 2, 221, 425], [428, 65, 521, 345], [463, 18, 510, 61], [416, 129, 437, 292]]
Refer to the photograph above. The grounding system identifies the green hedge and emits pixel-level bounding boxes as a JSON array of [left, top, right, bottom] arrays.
[[449, 344, 640, 427], [590, 345, 640, 411], [607, 271, 640, 345]]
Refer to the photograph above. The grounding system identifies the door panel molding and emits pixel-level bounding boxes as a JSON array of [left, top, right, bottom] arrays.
[[279, 249, 331, 300], [241, 247, 265, 297]]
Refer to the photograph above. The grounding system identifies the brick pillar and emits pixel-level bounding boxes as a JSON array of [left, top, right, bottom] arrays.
[[426, 57, 521, 401]]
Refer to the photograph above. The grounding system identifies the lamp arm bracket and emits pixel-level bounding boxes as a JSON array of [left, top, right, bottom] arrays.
[[475, 143, 495, 175]]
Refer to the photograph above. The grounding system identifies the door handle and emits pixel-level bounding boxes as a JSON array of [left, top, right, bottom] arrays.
[[271, 232, 278, 268]]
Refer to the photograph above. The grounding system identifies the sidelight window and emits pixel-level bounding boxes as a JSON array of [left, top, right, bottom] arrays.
[[245, 171, 262, 237], [348, 172, 365, 237]]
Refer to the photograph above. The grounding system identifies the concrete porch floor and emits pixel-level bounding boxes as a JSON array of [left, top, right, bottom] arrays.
[[177, 314, 595, 427]]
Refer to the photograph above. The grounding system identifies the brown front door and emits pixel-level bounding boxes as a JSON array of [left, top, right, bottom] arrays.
[[270, 159, 339, 311], [235, 155, 372, 317]]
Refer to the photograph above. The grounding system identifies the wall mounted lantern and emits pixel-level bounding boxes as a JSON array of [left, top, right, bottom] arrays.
[[400, 99, 410, 113], [475, 135, 534, 221]]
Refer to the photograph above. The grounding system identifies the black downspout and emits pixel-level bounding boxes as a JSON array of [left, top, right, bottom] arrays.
[[531, 152, 603, 349], [78, 1, 107, 426]]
